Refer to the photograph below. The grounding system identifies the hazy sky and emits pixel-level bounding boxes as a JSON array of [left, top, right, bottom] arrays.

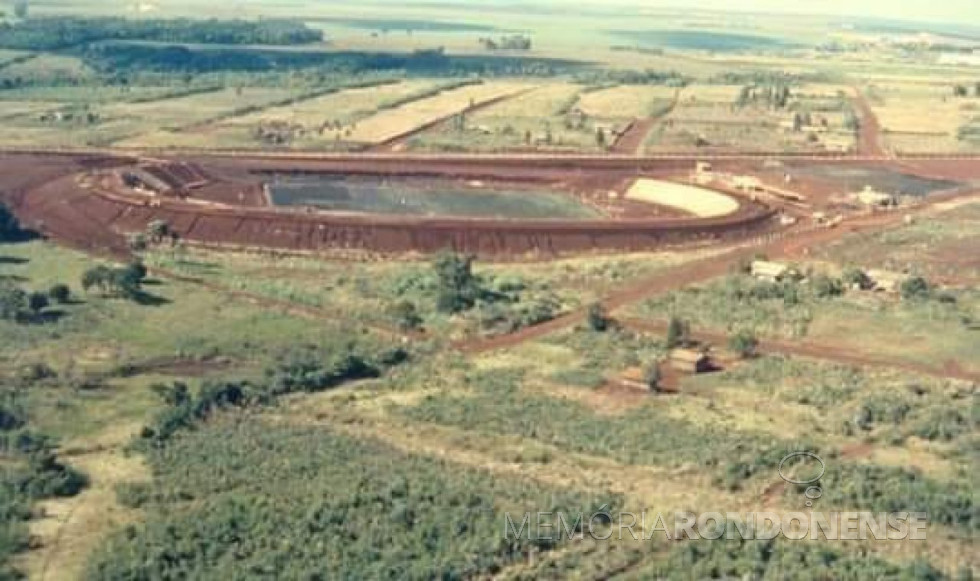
[[609, 0, 980, 25]]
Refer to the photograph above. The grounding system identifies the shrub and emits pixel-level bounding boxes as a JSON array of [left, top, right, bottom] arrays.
[[0, 282, 26, 320], [47, 283, 71, 304], [842, 267, 872, 290], [900, 276, 931, 301], [27, 291, 48, 315], [644, 363, 662, 392], [433, 251, 481, 314], [810, 274, 843, 298], [728, 330, 759, 359], [665, 316, 690, 348], [0, 202, 24, 242], [389, 300, 423, 331], [586, 302, 610, 332], [81, 263, 146, 299]]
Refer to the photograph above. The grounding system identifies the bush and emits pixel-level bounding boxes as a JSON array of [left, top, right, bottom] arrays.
[[27, 291, 48, 315], [389, 300, 423, 332], [900, 276, 931, 301], [841, 267, 872, 290], [643, 363, 662, 392], [586, 302, 610, 332], [433, 252, 481, 314], [0, 202, 24, 242], [0, 282, 26, 320], [666, 316, 690, 348], [81, 263, 146, 299], [728, 330, 759, 359], [47, 283, 71, 304], [810, 274, 843, 298]]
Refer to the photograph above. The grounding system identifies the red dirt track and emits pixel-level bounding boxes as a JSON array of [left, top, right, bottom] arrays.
[[850, 90, 887, 158], [2, 152, 786, 257], [2, 151, 979, 261]]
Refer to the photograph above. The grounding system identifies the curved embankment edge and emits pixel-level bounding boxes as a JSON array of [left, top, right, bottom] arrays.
[[83, 182, 776, 256]]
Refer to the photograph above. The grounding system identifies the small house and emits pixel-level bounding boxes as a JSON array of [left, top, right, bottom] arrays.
[[668, 348, 712, 374], [751, 260, 791, 282]]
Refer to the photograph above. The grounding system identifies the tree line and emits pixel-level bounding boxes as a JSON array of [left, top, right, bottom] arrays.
[[0, 17, 323, 51]]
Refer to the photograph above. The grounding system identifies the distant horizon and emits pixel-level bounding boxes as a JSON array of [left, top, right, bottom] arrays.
[[390, 0, 980, 30]]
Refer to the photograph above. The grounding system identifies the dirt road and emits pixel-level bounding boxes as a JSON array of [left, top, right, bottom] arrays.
[[456, 193, 976, 355], [609, 91, 679, 155], [850, 89, 888, 158], [618, 318, 980, 383]]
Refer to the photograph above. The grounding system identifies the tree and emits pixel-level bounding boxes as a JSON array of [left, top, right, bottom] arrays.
[[595, 127, 606, 148], [842, 267, 872, 290], [27, 291, 48, 315], [953, 85, 968, 98], [644, 363, 662, 392], [122, 260, 148, 283], [81, 264, 144, 299], [792, 112, 803, 132], [666, 316, 689, 349], [390, 300, 423, 332], [146, 220, 170, 244], [736, 85, 752, 108], [433, 252, 480, 314], [811, 274, 843, 298], [900, 276, 931, 301], [13, 0, 28, 19], [728, 330, 759, 359], [585, 302, 610, 332], [0, 202, 23, 242], [128, 232, 148, 252], [48, 283, 70, 304], [0, 282, 26, 320]]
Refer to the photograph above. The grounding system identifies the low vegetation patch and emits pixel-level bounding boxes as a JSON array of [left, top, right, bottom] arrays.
[[88, 419, 620, 578]]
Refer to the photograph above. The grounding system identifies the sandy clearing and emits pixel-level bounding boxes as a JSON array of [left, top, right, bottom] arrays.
[[625, 178, 739, 218]]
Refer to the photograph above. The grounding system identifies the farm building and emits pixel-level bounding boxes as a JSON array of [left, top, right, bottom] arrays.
[[853, 185, 895, 207], [692, 161, 715, 184], [751, 260, 792, 282], [866, 269, 907, 293], [668, 348, 712, 374]]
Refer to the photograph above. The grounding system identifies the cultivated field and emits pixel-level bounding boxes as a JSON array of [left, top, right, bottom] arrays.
[[345, 80, 530, 145], [143, 79, 450, 150], [575, 84, 678, 119], [866, 81, 980, 154], [408, 82, 604, 152], [644, 83, 857, 154]]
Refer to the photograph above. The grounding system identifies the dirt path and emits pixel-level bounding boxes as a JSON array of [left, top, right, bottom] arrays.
[[15, 424, 150, 581], [617, 318, 980, 383], [609, 91, 679, 155], [850, 88, 888, 159]]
